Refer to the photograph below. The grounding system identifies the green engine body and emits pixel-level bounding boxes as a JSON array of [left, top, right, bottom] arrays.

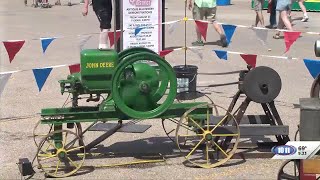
[[60, 49, 119, 95]]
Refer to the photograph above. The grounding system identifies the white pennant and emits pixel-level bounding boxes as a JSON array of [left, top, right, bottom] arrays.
[[189, 47, 203, 60], [0, 73, 12, 96], [79, 35, 93, 50], [252, 28, 268, 46], [168, 21, 178, 34]]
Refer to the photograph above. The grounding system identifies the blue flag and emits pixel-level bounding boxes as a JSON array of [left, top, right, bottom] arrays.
[[134, 27, 144, 36], [222, 24, 237, 45], [303, 59, 320, 79], [32, 68, 53, 92], [41, 37, 56, 53], [214, 50, 228, 60]]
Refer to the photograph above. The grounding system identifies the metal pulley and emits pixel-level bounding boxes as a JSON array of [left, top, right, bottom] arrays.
[[241, 66, 282, 103], [315, 40, 320, 57]]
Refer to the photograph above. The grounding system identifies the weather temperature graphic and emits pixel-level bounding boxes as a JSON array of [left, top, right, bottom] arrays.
[[272, 141, 320, 159]]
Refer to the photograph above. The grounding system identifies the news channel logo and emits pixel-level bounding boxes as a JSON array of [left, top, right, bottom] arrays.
[[271, 141, 320, 159]]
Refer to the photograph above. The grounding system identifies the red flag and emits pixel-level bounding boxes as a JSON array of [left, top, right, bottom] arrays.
[[3, 40, 25, 63], [240, 54, 257, 68], [159, 49, 173, 57], [108, 31, 121, 47], [195, 20, 208, 41], [284, 31, 301, 53], [69, 64, 80, 74]]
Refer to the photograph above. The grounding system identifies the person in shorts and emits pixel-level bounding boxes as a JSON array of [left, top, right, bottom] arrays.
[[253, 0, 265, 27], [188, 0, 228, 47], [273, 0, 293, 39], [266, 0, 278, 29], [82, 0, 113, 49]]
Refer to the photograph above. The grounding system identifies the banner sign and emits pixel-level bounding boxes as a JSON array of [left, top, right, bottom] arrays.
[[122, 0, 163, 53]]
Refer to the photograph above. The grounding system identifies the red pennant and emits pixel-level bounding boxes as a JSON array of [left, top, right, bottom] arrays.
[[108, 31, 121, 47], [3, 40, 25, 63], [240, 54, 257, 68], [284, 31, 301, 53], [69, 64, 80, 74], [159, 49, 173, 57], [195, 20, 208, 41]]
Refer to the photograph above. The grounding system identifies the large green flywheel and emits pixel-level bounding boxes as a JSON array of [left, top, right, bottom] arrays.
[[118, 47, 156, 61], [111, 52, 177, 119]]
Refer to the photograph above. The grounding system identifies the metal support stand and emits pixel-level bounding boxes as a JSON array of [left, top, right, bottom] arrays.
[[85, 120, 122, 151]]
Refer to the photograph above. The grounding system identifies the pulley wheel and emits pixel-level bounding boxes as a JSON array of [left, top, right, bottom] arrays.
[[243, 66, 282, 103], [315, 40, 320, 57]]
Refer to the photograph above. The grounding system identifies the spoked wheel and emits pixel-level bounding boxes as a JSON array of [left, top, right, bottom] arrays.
[[277, 159, 300, 180], [176, 103, 240, 168], [33, 121, 83, 148], [36, 129, 85, 178], [162, 92, 215, 143]]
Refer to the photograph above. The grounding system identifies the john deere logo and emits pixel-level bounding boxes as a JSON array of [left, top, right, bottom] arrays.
[[272, 145, 297, 156]]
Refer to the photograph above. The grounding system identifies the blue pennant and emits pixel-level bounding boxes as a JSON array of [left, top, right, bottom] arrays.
[[32, 68, 53, 92], [214, 50, 228, 60], [222, 24, 237, 45], [41, 37, 56, 53], [134, 27, 144, 36], [303, 59, 320, 79]]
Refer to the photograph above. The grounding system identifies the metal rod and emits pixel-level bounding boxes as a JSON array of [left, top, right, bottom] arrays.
[[85, 120, 122, 151], [197, 81, 239, 88], [113, 0, 117, 51], [184, 0, 187, 66], [197, 70, 243, 75]]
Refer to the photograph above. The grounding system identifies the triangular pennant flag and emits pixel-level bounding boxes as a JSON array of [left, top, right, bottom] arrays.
[[222, 24, 237, 45], [135, 27, 144, 36], [168, 21, 178, 34], [284, 31, 301, 53], [253, 28, 268, 46], [32, 68, 53, 92], [3, 40, 25, 63], [0, 73, 12, 96], [195, 20, 208, 41], [159, 49, 174, 57], [303, 59, 320, 79], [240, 54, 257, 68], [214, 50, 228, 60], [69, 64, 80, 74], [108, 31, 121, 47], [79, 35, 92, 50], [41, 37, 56, 53], [190, 48, 203, 60]]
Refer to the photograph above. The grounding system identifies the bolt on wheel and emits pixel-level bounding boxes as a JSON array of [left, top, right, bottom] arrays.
[[36, 129, 85, 178], [176, 103, 240, 168]]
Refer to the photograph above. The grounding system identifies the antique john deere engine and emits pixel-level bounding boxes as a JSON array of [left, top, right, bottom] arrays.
[[56, 47, 179, 120]]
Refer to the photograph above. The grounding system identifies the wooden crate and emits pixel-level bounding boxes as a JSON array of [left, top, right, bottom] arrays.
[[303, 158, 320, 174]]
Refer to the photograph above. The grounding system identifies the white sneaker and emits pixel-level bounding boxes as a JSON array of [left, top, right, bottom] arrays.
[[301, 16, 309, 22]]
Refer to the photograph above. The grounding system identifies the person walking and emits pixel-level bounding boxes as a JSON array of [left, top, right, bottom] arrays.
[[273, 0, 293, 39], [290, 0, 309, 22], [253, 0, 265, 27], [266, 0, 278, 28], [298, 0, 309, 22], [82, 0, 113, 49], [188, 0, 228, 47]]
